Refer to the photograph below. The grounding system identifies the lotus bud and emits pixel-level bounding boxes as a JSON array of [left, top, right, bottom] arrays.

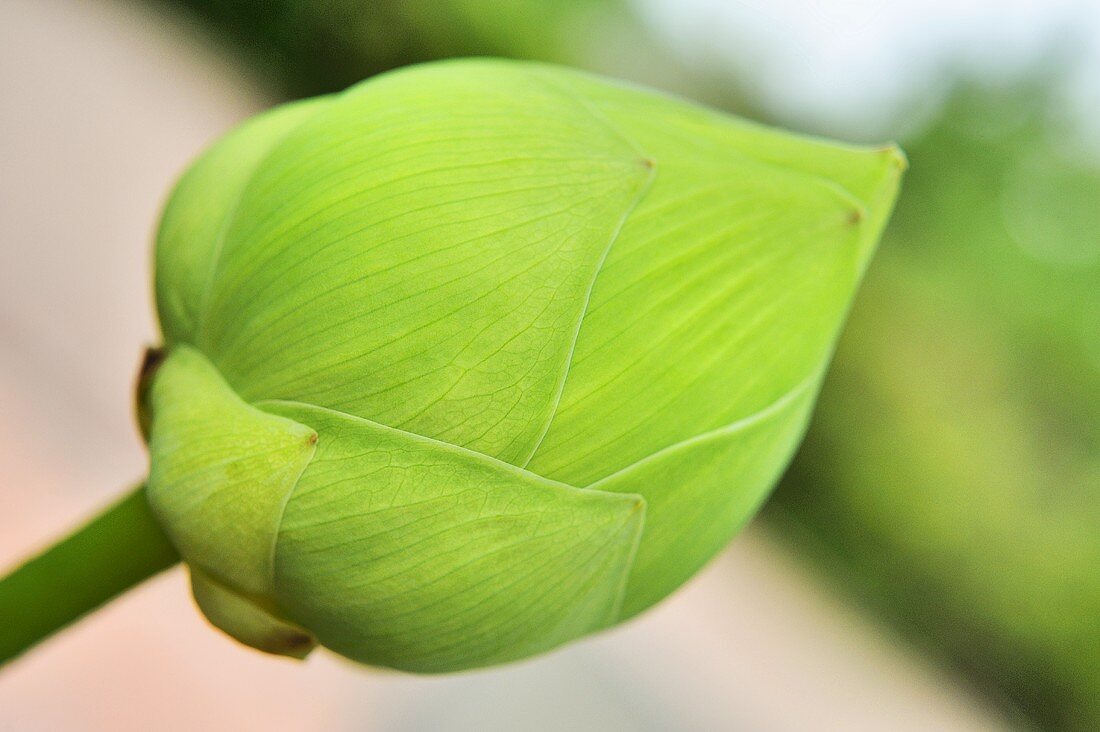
[[142, 59, 904, 672]]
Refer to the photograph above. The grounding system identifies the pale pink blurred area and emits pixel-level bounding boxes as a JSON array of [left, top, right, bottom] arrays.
[[0, 1, 1013, 729]]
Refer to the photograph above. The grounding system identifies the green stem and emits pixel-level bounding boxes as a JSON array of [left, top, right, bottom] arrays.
[[0, 485, 180, 666]]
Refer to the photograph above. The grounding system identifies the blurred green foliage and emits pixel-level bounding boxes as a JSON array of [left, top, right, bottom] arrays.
[[155, 0, 619, 97], [767, 82, 1100, 731]]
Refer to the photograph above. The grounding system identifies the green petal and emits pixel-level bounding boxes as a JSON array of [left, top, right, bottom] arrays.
[[591, 372, 819, 618], [526, 69, 905, 485], [200, 60, 654, 464], [262, 399, 645, 673], [145, 346, 317, 597], [155, 97, 331, 344], [190, 567, 316, 659]]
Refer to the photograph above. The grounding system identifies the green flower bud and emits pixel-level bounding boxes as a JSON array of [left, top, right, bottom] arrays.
[[143, 59, 903, 672]]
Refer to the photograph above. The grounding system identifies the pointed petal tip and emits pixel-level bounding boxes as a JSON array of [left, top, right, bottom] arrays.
[[273, 631, 318, 660], [880, 143, 908, 173]]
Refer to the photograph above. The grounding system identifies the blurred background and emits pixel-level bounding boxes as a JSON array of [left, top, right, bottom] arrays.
[[1, 0, 1097, 729]]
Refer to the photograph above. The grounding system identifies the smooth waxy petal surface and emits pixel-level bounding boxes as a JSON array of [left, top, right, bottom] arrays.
[[155, 98, 331, 344], [525, 72, 905, 484], [199, 62, 654, 465], [593, 373, 819, 617], [263, 400, 645, 672]]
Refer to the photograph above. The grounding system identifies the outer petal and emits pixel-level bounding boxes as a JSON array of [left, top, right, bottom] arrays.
[[261, 400, 646, 673], [155, 97, 331, 344], [526, 68, 905, 485], [200, 60, 655, 464], [591, 372, 819, 618]]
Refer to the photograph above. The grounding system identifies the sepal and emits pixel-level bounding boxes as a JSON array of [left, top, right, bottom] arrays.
[[190, 567, 316, 660], [145, 346, 317, 598]]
